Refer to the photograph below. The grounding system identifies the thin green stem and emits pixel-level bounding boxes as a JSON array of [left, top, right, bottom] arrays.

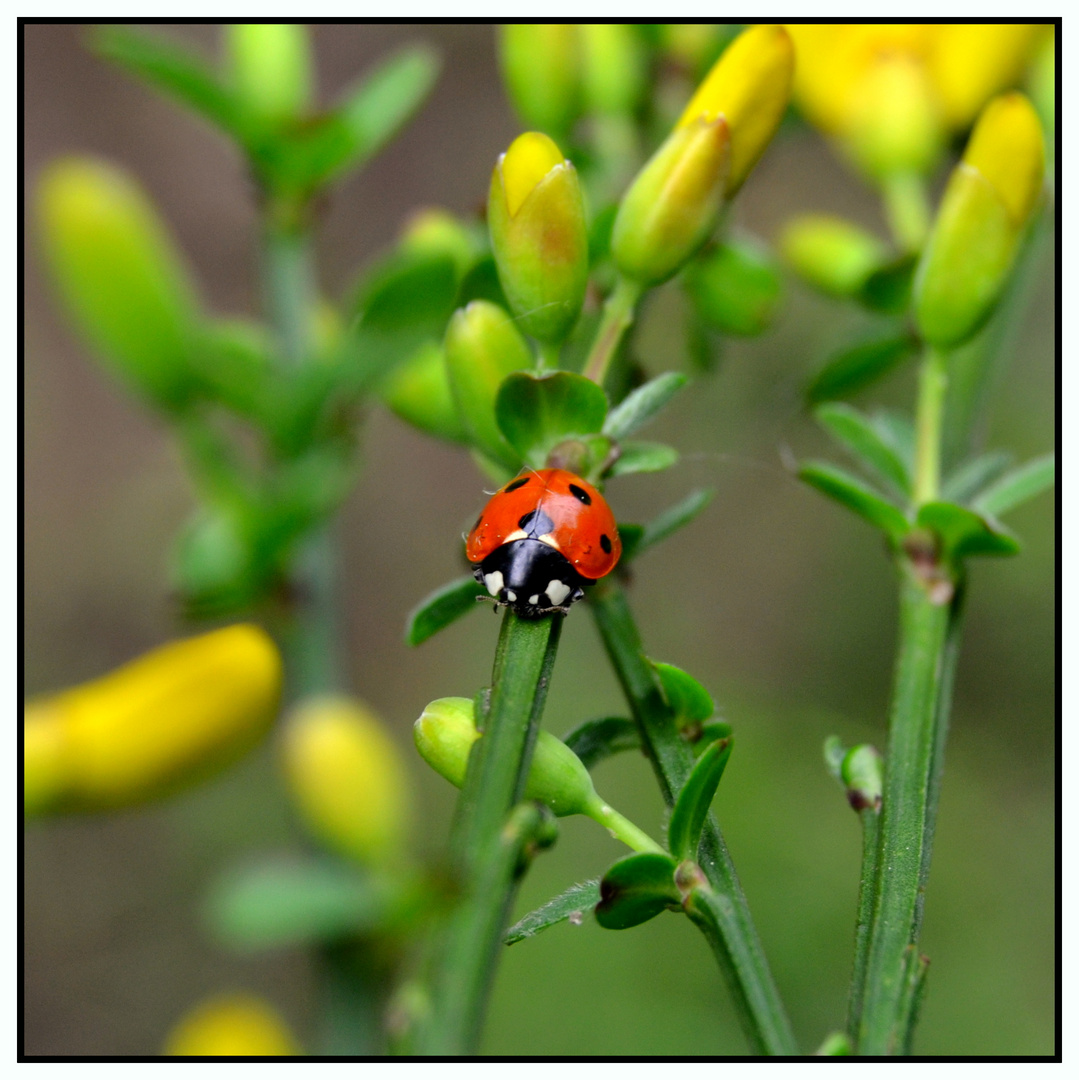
[[589, 580, 797, 1056], [583, 795, 665, 854], [881, 172, 930, 254], [846, 804, 880, 1043], [912, 346, 949, 506], [415, 611, 563, 1055], [263, 222, 316, 368], [581, 276, 642, 386], [536, 339, 562, 373], [857, 569, 955, 1055]]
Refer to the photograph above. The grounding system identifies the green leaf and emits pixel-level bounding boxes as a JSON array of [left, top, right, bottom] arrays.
[[606, 441, 679, 477], [191, 318, 274, 421], [805, 332, 917, 405], [691, 719, 733, 757], [942, 450, 1014, 504], [406, 575, 486, 646], [619, 488, 714, 560], [915, 501, 1020, 560], [814, 402, 911, 498], [603, 372, 688, 440], [503, 880, 601, 944], [869, 409, 915, 478], [206, 860, 394, 951], [91, 27, 243, 141], [684, 238, 782, 336], [653, 661, 714, 723], [858, 254, 916, 314], [496, 371, 608, 470], [972, 454, 1055, 517], [667, 736, 733, 862], [560, 716, 640, 770], [595, 852, 680, 930], [799, 461, 909, 542], [290, 46, 439, 188]]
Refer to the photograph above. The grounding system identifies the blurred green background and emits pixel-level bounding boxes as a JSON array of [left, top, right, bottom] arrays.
[[23, 24, 1055, 1056]]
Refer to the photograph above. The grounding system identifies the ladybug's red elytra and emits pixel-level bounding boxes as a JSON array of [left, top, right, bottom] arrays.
[[466, 468, 622, 618]]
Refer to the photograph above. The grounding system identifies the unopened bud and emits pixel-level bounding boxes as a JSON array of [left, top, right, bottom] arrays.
[[841, 744, 883, 812], [498, 24, 581, 137], [580, 24, 646, 117], [226, 24, 313, 122], [781, 214, 888, 297], [380, 340, 468, 445]]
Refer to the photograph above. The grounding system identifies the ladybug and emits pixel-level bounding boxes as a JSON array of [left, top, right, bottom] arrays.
[[466, 468, 622, 618]]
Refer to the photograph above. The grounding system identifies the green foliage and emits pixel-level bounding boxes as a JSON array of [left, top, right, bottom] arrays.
[[560, 716, 640, 770], [914, 502, 1020, 560], [603, 372, 687, 440], [798, 461, 909, 543], [618, 489, 715, 561], [813, 403, 912, 499], [653, 661, 715, 724], [972, 454, 1055, 517], [667, 737, 733, 861], [504, 880, 601, 945], [596, 852, 680, 930], [805, 332, 918, 405], [406, 576, 487, 646]]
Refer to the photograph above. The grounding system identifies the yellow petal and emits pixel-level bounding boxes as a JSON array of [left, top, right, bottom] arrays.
[[500, 131, 566, 216], [165, 995, 299, 1057], [963, 92, 1045, 225]]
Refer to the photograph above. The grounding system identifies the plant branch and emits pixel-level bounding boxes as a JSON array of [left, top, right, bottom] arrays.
[[582, 276, 642, 387], [912, 345, 948, 506], [589, 579, 797, 1056], [846, 803, 880, 1042]]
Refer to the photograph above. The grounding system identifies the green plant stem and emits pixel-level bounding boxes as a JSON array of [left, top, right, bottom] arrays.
[[581, 276, 642, 386], [912, 345, 948, 506], [589, 579, 797, 1056], [846, 804, 880, 1042], [263, 221, 316, 368], [536, 339, 562, 373], [415, 611, 563, 1055], [856, 568, 955, 1055], [583, 795, 665, 854], [881, 172, 930, 254]]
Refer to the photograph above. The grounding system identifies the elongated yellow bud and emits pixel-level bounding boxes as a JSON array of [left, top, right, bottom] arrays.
[[226, 24, 313, 122], [24, 625, 281, 815], [165, 994, 299, 1056], [281, 696, 411, 867]]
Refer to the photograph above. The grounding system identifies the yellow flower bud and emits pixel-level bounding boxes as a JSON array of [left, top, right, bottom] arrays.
[[37, 157, 202, 411], [677, 24, 794, 196], [164, 994, 299, 1056], [23, 625, 281, 815], [281, 696, 412, 867], [579, 24, 646, 117], [781, 214, 888, 297], [498, 24, 581, 137], [226, 24, 313, 122], [914, 93, 1044, 349], [488, 132, 589, 344]]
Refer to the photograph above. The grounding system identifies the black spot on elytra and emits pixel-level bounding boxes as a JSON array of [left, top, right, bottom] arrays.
[[504, 477, 530, 493], [600, 533, 612, 553], [568, 483, 591, 504], [518, 508, 555, 535]]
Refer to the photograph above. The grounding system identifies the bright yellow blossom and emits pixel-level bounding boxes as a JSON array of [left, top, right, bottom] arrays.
[[165, 994, 299, 1056]]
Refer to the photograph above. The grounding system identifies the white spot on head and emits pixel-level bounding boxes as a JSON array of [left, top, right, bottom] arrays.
[[484, 571, 504, 597], [529, 594, 540, 605], [545, 579, 571, 606], [538, 533, 561, 550], [505, 590, 517, 602], [502, 529, 527, 543]]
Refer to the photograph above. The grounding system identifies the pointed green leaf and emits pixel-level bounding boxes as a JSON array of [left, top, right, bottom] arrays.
[[91, 27, 243, 141], [799, 461, 910, 542], [814, 402, 911, 497], [858, 254, 916, 314], [972, 454, 1055, 517], [560, 716, 640, 770], [691, 719, 733, 757], [595, 852, 680, 930], [916, 501, 1020, 560], [667, 737, 733, 861], [496, 371, 608, 469], [603, 372, 688, 440], [503, 879, 601, 944], [805, 332, 917, 405], [406, 575, 486, 646], [653, 661, 714, 724], [620, 489, 714, 561], [942, 450, 1014, 504], [606, 441, 679, 477], [869, 409, 915, 477]]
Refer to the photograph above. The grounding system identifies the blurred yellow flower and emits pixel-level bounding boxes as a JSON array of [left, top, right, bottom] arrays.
[[24, 624, 282, 815], [788, 24, 1042, 179], [165, 994, 299, 1056]]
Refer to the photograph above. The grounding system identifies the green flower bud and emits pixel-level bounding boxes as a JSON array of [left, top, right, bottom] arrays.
[[841, 744, 883, 812], [400, 208, 481, 279], [488, 132, 589, 344], [444, 300, 531, 469], [579, 24, 646, 117], [414, 697, 598, 817], [37, 158, 202, 411], [684, 237, 781, 336], [780, 214, 889, 297], [914, 93, 1045, 348], [226, 23, 313, 123], [498, 24, 580, 137], [611, 116, 731, 286], [380, 340, 468, 444]]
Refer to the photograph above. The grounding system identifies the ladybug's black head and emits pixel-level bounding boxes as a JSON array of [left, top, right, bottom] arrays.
[[472, 538, 587, 618]]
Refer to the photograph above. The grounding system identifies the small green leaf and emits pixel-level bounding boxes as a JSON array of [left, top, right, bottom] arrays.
[[606, 441, 679, 477], [653, 661, 714, 724], [942, 450, 1014, 504], [823, 735, 847, 784], [496, 371, 608, 470], [353, 249, 460, 333], [814, 402, 911, 497], [91, 27, 243, 141], [858, 254, 916, 314], [504, 880, 601, 944], [406, 575, 486, 646], [805, 332, 917, 405], [799, 461, 909, 542], [603, 372, 688, 440], [192, 318, 274, 420], [869, 409, 915, 477], [620, 489, 714, 561], [684, 238, 782, 336], [972, 453, 1055, 518], [595, 852, 680, 930], [667, 737, 733, 861], [691, 719, 733, 757], [916, 501, 1020, 560], [561, 716, 640, 770], [206, 860, 393, 951]]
